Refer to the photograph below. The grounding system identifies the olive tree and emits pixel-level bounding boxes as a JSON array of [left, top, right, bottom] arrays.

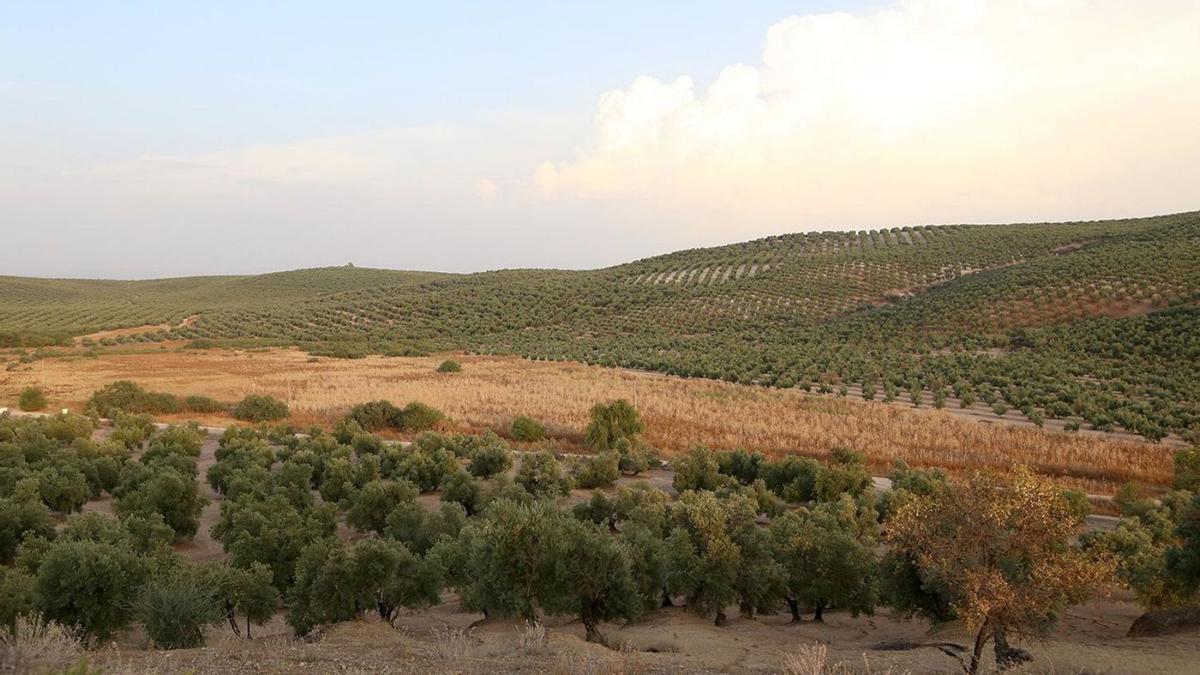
[[584, 400, 643, 451], [886, 467, 1111, 674], [515, 450, 572, 499], [771, 499, 879, 622], [546, 521, 642, 644]]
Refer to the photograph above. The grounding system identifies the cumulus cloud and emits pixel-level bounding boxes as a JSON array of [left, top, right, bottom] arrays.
[[534, 0, 1200, 229]]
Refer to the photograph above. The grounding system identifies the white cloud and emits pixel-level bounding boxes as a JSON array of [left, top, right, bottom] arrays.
[[534, 0, 1200, 229], [475, 177, 499, 202]]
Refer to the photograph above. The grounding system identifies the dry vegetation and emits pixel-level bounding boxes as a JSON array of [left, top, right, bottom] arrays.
[[80, 596, 1200, 674], [2, 347, 1175, 493]]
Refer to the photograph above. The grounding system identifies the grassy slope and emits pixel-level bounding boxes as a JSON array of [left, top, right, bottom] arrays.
[[2, 212, 1198, 437]]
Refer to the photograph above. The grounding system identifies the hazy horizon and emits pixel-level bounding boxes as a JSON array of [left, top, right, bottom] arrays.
[[4, 0, 1199, 278], [3, 207, 1198, 282]]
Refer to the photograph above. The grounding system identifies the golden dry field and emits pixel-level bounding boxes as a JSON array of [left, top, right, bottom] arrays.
[[1, 346, 1174, 493]]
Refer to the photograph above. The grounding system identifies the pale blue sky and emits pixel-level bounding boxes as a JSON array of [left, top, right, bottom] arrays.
[[2, 1, 1197, 279], [3, 2, 866, 160]]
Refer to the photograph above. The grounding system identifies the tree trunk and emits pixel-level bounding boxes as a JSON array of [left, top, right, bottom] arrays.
[[246, 616, 252, 640], [378, 599, 395, 623], [813, 601, 826, 623], [583, 615, 607, 646], [992, 624, 1032, 671], [226, 601, 241, 637], [739, 601, 756, 620], [661, 589, 674, 608], [714, 611, 728, 627], [786, 598, 802, 623], [967, 620, 991, 675]]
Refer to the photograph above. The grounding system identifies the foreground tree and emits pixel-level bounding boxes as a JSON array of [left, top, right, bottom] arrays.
[[771, 499, 879, 622], [133, 571, 223, 649], [546, 521, 642, 644], [349, 538, 442, 624], [664, 490, 744, 625], [886, 467, 1111, 674], [33, 539, 149, 643], [449, 499, 567, 621]]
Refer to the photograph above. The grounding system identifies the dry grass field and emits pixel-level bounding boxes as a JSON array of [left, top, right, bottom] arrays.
[[1, 346, 1175, 493]]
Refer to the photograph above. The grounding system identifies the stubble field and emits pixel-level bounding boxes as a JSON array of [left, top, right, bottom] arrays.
[[1, 346, 1175, 494]]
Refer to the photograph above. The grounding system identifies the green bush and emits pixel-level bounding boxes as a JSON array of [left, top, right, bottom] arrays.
[[584, 400, 643, 451], [0, 497, 56, 563], [573, 451, 620, 489], [436, 359, 462, 373], [400, 402, 443, 432], [345, 400, 404, 431], [468, 440, 513, 478], [17, 386, 46, 412], [183, 395, 225, 414], [0, 566, 34, 630], [232, 395, 289, 423], [672, 446, 725, 493], [113, 465, 208, 540], [86, 381, 181, 418], [516, 450, 573, 499], [510, 415, 546, 442], [134, 573, 222, 649], [1175, 446, 1200, 492], [441, 470, 482, 514], [34, 539, 148, 642]]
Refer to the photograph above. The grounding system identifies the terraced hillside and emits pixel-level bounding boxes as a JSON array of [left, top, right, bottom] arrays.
[[3, 211, 1199, 440]]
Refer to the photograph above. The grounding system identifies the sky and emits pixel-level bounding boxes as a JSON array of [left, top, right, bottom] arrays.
[[2, 1, 1198, 279]]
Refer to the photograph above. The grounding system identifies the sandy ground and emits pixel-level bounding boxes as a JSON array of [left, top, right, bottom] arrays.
[[86, 593, 1200, 674]]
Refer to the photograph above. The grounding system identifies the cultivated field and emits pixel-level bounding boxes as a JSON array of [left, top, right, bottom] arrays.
[[1, 346, 1175, 493]]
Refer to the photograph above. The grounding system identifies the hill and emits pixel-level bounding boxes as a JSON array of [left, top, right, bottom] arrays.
[[2, 211, 1198, 440]]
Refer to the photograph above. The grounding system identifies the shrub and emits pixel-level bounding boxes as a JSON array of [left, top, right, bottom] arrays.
[[0, 497, 56, 563], [717, 448, 765, 485], [401, 402, 443, 432], [1174, 446, 1200, 492], [34, 540, 148, 642], [436, 360, 462, 373], [183, 395, 224, 414], [347, 480, 418, 535], [0, 567, 34, 630], [345, 400, 404, 431], [232, 395, 289, 423], [85, 381, 180, 418], [0, 614, 81, 674], [17, 387, 46, 412], [573, 452, 620, 489], [468, 440, 513, 478], [441, 470, 482, 514], [516, 451, 573, 499], [584, 400, 643, 451], [672, 446, 725, 493], [113, 466, 208, 540], [510, 416, 546, 442], [133, 574, 222, 649]]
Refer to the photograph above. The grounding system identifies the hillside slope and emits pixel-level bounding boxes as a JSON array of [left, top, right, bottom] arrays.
[[2, 211, 1198, 439]]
